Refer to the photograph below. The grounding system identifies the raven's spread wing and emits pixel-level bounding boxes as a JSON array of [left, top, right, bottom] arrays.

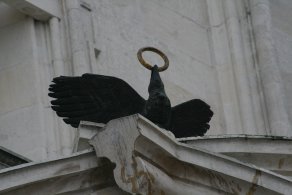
[[170, 99, 213, 138], [49, 74, 145, 128]]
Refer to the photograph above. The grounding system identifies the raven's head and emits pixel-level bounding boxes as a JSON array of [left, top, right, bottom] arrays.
[[143, 65, 171, 127]]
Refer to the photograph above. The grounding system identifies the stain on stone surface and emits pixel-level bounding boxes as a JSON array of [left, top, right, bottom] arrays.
[[120, 157, 155, 195], [247, 170, 261, 195], [230, 181, 242, 195], [278, 158, 285, 169], [54, 163, 80, 176], [237, 183, 242, 192]]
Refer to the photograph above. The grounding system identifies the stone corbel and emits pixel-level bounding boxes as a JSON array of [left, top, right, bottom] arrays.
[[86, 114, 292, 194]]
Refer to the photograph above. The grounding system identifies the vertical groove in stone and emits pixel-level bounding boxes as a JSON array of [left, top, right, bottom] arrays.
[[49, 17, 65, 76]]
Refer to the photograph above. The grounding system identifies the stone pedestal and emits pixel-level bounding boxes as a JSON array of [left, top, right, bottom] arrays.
[[89, 114, 292, 195]]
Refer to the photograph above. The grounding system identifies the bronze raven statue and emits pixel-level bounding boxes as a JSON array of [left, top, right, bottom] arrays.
[[49, 48, 213, 138]]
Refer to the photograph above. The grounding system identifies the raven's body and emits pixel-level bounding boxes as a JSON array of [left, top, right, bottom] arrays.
[[49, 66, 213, 138], [142, 66, 171, 129]]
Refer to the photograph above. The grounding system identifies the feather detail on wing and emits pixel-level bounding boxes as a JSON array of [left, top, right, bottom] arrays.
[[170, 99, 213, 138], [48, 74, 145, 128]]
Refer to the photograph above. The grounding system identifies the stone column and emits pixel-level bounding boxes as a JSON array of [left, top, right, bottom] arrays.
[[65, 0, 90, 75], [206, 0, 243, 134], [249, 0, 291, 136], [49, 16, 75, 156], [223, 0, 257, 134]]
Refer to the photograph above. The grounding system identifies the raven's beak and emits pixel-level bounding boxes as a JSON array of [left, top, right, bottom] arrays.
[[148, 65, 166, 94]]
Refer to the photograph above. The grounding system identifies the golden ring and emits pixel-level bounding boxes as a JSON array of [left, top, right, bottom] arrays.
[[137, 47, 169, 72]]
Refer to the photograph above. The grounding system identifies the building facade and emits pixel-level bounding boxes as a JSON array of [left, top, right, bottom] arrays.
[[0, 0, 292, 194]]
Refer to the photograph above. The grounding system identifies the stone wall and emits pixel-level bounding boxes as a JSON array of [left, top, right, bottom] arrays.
[[0, 4, 48, 161], [0, 0, 292, 162], [84, 0, 273, 135], [0, 2, 75, 161], [270, 0, 292, 127], [86, 0, 222, 134]]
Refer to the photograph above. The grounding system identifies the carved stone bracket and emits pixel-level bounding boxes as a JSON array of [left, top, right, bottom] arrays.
[[86, 114, 292, 194]]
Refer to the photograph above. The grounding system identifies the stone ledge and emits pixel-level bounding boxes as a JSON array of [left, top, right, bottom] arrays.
[[89, 114, 292, 195], [0, 149, 128, 195], [0, 146, 30, 169], [0, 0, 61, 21], [181, 134, 292, 154], [183, 135, 292, 178]]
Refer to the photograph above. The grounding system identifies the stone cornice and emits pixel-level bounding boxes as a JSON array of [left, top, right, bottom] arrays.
[[89, 114, 292, 194]]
